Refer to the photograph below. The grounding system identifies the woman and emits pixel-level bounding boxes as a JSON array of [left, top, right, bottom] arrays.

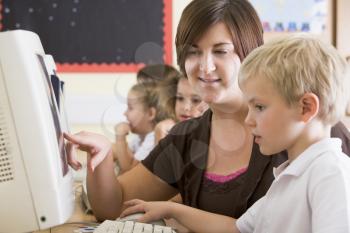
[[65, 0, 350, 222]]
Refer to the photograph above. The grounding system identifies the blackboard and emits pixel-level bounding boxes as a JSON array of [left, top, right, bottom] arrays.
[[0, 0, 172, 72]]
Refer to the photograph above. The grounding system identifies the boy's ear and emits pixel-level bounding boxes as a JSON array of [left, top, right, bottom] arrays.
[[299, 93, 319, 122]]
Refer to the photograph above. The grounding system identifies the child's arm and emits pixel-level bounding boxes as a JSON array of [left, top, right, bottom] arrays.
[[154, 119, 176, 144], [113, 122, 138, 173], [121, 199, 240, 233]]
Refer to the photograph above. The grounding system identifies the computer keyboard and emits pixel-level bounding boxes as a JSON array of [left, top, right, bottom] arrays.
[[94, 220, 177, 233]]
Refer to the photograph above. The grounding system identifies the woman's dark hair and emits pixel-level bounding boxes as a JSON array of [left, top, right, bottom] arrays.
[[175, 0, 264, 76]]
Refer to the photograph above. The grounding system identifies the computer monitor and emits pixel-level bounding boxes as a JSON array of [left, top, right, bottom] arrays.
[[0, 30, 74, 232]]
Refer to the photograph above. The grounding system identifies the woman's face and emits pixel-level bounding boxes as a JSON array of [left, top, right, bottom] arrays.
[[184, 22, 242, 106], [175, 78, 207, 121]]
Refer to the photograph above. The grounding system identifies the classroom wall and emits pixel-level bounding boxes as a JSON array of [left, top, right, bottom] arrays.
[[337, 0, 350, 57], [336, 0, 350, 128], [59, 0, 350, 139], [59, 1, 188, 140]]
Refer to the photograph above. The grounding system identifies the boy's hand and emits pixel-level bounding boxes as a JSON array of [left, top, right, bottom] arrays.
[[64, 131, 112, 172], [120, 199, 174, 223]]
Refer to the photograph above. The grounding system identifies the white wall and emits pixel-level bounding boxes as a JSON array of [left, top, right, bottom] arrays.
[[337, 0, 350, 57], [60, 73, 135, 139], [336, 0, 350, 128]]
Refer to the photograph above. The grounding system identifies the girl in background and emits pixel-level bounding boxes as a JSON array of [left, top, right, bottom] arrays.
[[155, 75, 208, 144], [113, 64, 180, 173], [136, 64, 180, 84], [112, 82, 167, 173]]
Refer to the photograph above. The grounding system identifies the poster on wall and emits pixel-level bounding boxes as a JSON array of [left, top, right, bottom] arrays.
[[250, 0, 332, 43]]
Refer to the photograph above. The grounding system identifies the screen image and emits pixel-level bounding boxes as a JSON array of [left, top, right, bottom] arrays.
[[37, 54, 68, 176]]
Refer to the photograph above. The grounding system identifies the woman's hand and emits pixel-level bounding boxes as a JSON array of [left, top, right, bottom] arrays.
[[64, 131, 112, 172], [120, 199, 174, 223]]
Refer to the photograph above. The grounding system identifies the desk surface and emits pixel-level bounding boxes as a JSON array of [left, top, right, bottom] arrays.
[[34, 183, 97, 233], [33, 183, 188, 233]]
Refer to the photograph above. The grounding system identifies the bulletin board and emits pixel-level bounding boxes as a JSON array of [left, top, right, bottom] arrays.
[[250, 0, 334, 44], [0, 0, 172, 72]]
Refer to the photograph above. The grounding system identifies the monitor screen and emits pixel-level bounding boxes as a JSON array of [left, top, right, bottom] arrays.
[[37, 54, 68, 176]]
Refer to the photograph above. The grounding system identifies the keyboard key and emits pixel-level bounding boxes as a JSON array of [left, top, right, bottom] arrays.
[[133, 222, 144, 233], [122, 221, 135, 233], [93, 219, 177, 233], [143, 223, 153, 233]]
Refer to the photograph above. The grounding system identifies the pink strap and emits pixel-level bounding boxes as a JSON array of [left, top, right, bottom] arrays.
[[204, 167, 247, 183]]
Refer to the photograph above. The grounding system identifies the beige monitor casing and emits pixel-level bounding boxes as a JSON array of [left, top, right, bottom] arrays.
[[0, 30, 74, 233]]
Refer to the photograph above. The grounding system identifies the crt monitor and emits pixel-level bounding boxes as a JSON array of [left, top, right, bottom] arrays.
[[0, 30, 74, 232]]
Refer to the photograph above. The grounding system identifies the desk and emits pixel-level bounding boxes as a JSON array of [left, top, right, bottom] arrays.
[[33, 183, 188, 233], [34, 183, 97, 233]]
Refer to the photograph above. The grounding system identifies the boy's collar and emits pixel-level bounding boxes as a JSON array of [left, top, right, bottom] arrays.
[[273, 138, 342, 178]]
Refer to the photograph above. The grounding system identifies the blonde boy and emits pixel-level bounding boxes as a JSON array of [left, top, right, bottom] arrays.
[[120, 35, 350, 233], [235, 34, 350, 232]]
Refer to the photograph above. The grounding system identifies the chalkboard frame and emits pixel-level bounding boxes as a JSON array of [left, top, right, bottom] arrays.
[[0, 0, 173, 73]]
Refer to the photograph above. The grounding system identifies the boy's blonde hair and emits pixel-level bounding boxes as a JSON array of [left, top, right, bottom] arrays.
[[239, 34, 350, 125]]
